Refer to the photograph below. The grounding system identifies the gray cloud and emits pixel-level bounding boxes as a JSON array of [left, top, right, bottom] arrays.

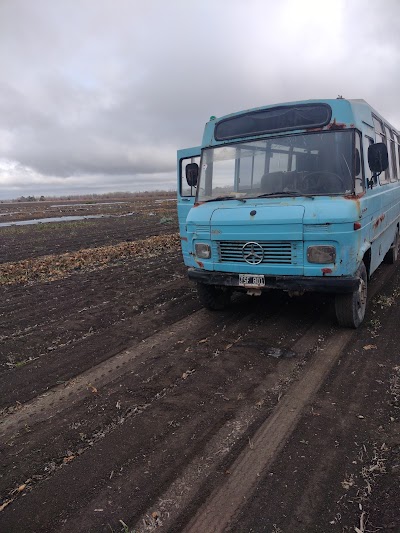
[[0, 0, 399, 198]]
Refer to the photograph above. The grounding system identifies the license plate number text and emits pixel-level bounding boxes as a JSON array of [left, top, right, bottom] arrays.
[[239, 274, 265, 288]]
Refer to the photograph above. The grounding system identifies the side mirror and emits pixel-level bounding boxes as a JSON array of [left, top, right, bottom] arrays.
[[368, 143, 388, 173], [186, 163, 199, 187]]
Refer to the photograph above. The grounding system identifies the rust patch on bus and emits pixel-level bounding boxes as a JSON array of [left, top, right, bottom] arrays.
[[327, 119, 347, 130], [344, 191, 366, 200], [196, 260, 204, 268], [342, 195, 361, 218], [373, 214, 385, 229], [180, 236, 188, 241]]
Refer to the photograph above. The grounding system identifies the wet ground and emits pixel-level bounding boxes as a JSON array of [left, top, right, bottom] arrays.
[[0, 197, 399, 532]]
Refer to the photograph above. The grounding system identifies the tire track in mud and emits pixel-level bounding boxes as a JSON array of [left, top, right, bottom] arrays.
[[0, 263, 395, 532], [0, 307, 246, 437], [0, 307, 254, 513], [175, 266, 397, 533], [131, 315, 330, 533], [182, 329, 354, 533], [0, 300, 257, 476], [126, 266, 396, 533], [0, 293, 198, 408], [0, 291, 320, 530]]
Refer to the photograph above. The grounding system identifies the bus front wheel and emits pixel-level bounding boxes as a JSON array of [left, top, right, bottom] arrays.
[[335, 262, 367, 328], [196, 283, 231, 310]]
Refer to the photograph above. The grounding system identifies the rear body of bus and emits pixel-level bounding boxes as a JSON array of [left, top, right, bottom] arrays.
[[177, 98, 400, 327]]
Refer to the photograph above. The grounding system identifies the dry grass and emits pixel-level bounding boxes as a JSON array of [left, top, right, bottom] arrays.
[[0, 233, 180, 286]]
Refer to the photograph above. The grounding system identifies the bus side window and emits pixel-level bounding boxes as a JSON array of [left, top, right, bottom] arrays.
[[390, 129, 399, 181], [373, 116, 390, 184], [386, 126, 397, 182], [396, 133, 400, 178], [180, 157, 200, 197], [355, 132, 364, 194]]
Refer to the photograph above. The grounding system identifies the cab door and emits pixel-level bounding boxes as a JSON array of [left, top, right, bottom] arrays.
[[177, 147, 201, 265]]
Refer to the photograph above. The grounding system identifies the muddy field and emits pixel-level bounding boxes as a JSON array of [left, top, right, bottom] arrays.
[[0, 197, 399, 533]]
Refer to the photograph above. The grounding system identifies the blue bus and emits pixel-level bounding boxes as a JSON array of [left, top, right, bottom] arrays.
[[177, 98, 400, 328]]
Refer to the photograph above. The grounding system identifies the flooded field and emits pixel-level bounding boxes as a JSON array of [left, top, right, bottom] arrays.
[[0, 197, 156, 224], [0, 195, 399, 532], [0, 214, 136, 228]]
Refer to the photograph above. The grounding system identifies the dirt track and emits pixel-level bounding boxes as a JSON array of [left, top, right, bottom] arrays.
[[0, 198, 399, 532]]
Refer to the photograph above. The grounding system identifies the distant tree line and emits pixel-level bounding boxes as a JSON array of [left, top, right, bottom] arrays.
[[10, 190, 175, 203], [15, 195, 45, 202]]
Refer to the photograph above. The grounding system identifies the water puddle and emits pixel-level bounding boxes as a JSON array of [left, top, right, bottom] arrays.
[[264, 347, 297, 359], [0, 213, 135, 228]]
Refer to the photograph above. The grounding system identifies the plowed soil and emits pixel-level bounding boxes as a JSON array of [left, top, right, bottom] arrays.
[[0, 197, 399, 533]]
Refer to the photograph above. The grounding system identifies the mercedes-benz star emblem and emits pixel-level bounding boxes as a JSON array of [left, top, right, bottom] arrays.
[[242, 242, 264, 264]]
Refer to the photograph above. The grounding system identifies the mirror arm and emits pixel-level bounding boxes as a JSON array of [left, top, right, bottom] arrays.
[[367, 172, 380, 189]]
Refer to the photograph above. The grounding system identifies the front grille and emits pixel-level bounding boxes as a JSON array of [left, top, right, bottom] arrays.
[[218, 241, 301, 265]]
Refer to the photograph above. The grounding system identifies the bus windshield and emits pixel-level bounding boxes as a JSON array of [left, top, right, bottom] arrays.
[[197, 130, 355, 201]]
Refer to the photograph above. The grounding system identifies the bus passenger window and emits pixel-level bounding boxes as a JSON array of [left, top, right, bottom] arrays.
[[396, 133, 400, 177], [387, 129, 398, 181], [390, 140, 398, 181], [373, 116, 390, 183], [355, 133, 364, 194], [385, 126, 397, 182], [395, 133, 400, 180]]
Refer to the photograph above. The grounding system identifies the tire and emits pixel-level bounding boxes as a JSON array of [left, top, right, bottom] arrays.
[[196, 283, 231, 310], [335, 262, 367, 328], [384, 229, 400, 264]]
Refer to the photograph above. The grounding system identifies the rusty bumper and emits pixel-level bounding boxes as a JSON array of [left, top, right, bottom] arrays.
[[188, 268, 360, 294]]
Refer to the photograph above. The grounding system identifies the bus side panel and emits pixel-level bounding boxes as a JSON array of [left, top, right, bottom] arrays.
[[367, 184, 400, 275]]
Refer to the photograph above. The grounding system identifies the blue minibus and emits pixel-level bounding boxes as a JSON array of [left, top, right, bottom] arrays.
[[177, 98, 400, 327]]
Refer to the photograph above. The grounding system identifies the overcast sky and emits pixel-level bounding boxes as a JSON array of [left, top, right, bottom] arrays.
[[0, 0, 399, 199]]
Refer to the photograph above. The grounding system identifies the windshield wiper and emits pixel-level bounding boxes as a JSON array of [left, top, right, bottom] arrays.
[[203, 195, 247, 203], [256, 191, 307, 198]]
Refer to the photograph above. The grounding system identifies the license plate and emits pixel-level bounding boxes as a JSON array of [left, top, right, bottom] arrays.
[[238, 274, 265, 288]]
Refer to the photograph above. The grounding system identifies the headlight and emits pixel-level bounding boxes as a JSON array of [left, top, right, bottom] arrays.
[[195, 243, 211, 259], [307, 245, 336, 264]]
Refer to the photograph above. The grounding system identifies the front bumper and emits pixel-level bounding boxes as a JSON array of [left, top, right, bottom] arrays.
[[188, 268, 359, 294]]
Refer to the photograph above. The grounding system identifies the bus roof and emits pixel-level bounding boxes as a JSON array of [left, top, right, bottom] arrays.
[[201, 99, 398, 147]]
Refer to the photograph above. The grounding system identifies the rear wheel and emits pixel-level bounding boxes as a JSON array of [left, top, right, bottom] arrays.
[[196, 283, 231, 310], [335, 262, 367, 328], [384, 229, 400, 264]]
